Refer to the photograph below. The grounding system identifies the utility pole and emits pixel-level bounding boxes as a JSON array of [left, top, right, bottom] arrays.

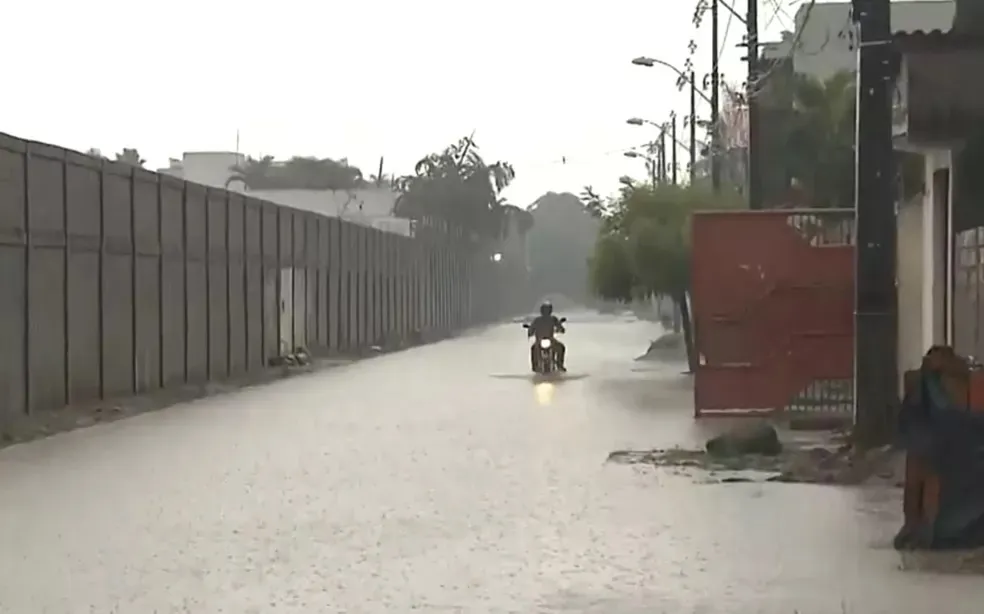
[[659, 127, 668, 183], [746, 0, 762, 208], [671, 114, 679, 185], [690, 70, 697, 184], [711, 0, 721, 191], [646, 141, 658, 188], [853, 0, 897, 446]]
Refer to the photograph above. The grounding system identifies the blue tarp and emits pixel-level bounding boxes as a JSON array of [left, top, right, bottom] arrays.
[[894, 369, 984, 550]]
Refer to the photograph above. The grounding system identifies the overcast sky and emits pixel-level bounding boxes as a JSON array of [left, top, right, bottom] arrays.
[[2, 0, 804, 205]]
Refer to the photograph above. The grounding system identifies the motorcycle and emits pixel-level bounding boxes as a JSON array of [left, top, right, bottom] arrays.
[[523, 317, 566, 375]]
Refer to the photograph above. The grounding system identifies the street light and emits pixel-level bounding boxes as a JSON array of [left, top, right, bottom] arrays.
[[632, 55, 716, 188], [631, 57, 712, 106], [626, 117, 706, 151], [623, 150, 657, 187]]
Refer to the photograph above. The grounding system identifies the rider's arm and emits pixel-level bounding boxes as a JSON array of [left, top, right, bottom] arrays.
[[554, 316, 566, 333]]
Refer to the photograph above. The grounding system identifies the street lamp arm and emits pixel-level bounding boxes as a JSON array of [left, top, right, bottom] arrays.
[[631, 56, 686, 78], [631, 56, 714, 107]]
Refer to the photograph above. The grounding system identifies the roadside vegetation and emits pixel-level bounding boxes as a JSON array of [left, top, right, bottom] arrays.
[[583, 180, 743, 371]]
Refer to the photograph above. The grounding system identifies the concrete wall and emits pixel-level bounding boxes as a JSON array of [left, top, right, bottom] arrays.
[[789, 1, 954, 81], [922, 149, 954, 351], [158, 152, 411, 236], [247, 188, 411, 237], [897, 195, 925, 388], [0, 133, 504, 426]]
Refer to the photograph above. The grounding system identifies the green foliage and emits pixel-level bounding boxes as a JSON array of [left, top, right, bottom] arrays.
[[226, 155, 366, 191], [392, 136, 517, 241], [589, 233, 634, 301], [784, 72, 856, 208], [502, 203, 534, 236], [758, 70, 925, 207], [114, 148, 145, 167], [525, 192, 599, 303], [587, 182, 742, 301]]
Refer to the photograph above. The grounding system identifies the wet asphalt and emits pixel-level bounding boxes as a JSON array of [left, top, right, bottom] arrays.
[[2, 313, 984, 613]]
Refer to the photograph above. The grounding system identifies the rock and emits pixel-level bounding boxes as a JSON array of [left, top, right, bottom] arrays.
[[636, 333, 685, 361], [649, 332, 682, 350], [706, 423, 783, 457]]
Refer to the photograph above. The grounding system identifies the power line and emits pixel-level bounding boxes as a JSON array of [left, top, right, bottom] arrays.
[[745, 0, 819, 98], [765, 0, 795, 30], [514, 141, 659, 171]]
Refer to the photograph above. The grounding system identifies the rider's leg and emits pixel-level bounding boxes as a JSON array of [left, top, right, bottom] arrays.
[[530, 343, 538, 372], [554, 340, 567, 370]]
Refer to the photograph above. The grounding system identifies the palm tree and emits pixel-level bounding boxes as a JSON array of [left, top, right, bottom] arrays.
[[784, 71, 856, 208], [282, 157, 365, 190], [225, 155, 275, 190], [393, 136, 516, 242], [758, 70, 923, 208], [227, 155, 365, 191], [114, 148, 145, 167]]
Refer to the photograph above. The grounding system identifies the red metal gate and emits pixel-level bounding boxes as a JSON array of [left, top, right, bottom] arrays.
[[691, 209, 855, 417]]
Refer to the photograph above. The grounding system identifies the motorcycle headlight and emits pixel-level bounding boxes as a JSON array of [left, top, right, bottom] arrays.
[[539, 339, 552, 349]]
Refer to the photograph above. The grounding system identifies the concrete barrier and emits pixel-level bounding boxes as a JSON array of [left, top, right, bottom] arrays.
[[0, 132, 508, 428]]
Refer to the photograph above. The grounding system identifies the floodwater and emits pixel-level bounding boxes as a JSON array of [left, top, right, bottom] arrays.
[[1, 314, 982, 613]]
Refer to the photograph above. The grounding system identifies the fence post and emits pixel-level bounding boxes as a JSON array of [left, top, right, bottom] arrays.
[[225, 193, 232, 374], [340, 222, 352, 351], [369, 229, 379, 345], [22, 146, 32, 413]]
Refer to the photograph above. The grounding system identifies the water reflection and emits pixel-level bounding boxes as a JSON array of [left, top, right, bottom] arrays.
[[534, 381, 556, 406]]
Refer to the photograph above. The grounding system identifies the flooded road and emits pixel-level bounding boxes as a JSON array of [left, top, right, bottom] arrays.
[[2, 314, 983, 613]]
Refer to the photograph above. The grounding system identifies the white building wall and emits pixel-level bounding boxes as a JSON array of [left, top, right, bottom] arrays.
[[897, 196, 924, 384], [922, 149, 954, 351], [789, 1, 954, 81], [158, 151, 411, 236]]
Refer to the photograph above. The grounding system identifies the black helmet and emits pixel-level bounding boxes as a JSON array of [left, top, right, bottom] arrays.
[[540, 301, 553, 316]]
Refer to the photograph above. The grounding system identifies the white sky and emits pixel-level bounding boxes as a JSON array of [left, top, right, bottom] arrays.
[[1, 0, 804, 205]]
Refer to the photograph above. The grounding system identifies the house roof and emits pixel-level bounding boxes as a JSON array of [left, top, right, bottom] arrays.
[[894, 28, 984, 51]]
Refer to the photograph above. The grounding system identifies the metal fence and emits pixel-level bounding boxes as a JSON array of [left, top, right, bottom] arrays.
[[0, 133, 502, 422], [954, 226, 984, 362], [692, 209, 855, 417]]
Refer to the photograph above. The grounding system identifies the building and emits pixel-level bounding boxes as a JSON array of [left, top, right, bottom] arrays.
[[158, 151, 412, 236], [773, 0, 954, 80], [892, 4, 984, 374], [740, 1, 958, 379]]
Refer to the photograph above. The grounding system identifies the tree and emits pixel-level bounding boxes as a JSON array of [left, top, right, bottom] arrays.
[[114, 148, 145, 167], [393, 136, 516, 242], [525, 192, 598, 304], [501, 202, 534, 237], [755, 70, 924, 208], [225, 155, 275, 190], [281, 156, 365, 190], [784, 71, 856, 208], [587, 182, 743, 371], [85, 148, 105, 159], [225, 155, 365, 191]]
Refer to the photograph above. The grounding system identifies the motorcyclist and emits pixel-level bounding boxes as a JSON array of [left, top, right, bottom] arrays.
[[528, 301, 566, 372]]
